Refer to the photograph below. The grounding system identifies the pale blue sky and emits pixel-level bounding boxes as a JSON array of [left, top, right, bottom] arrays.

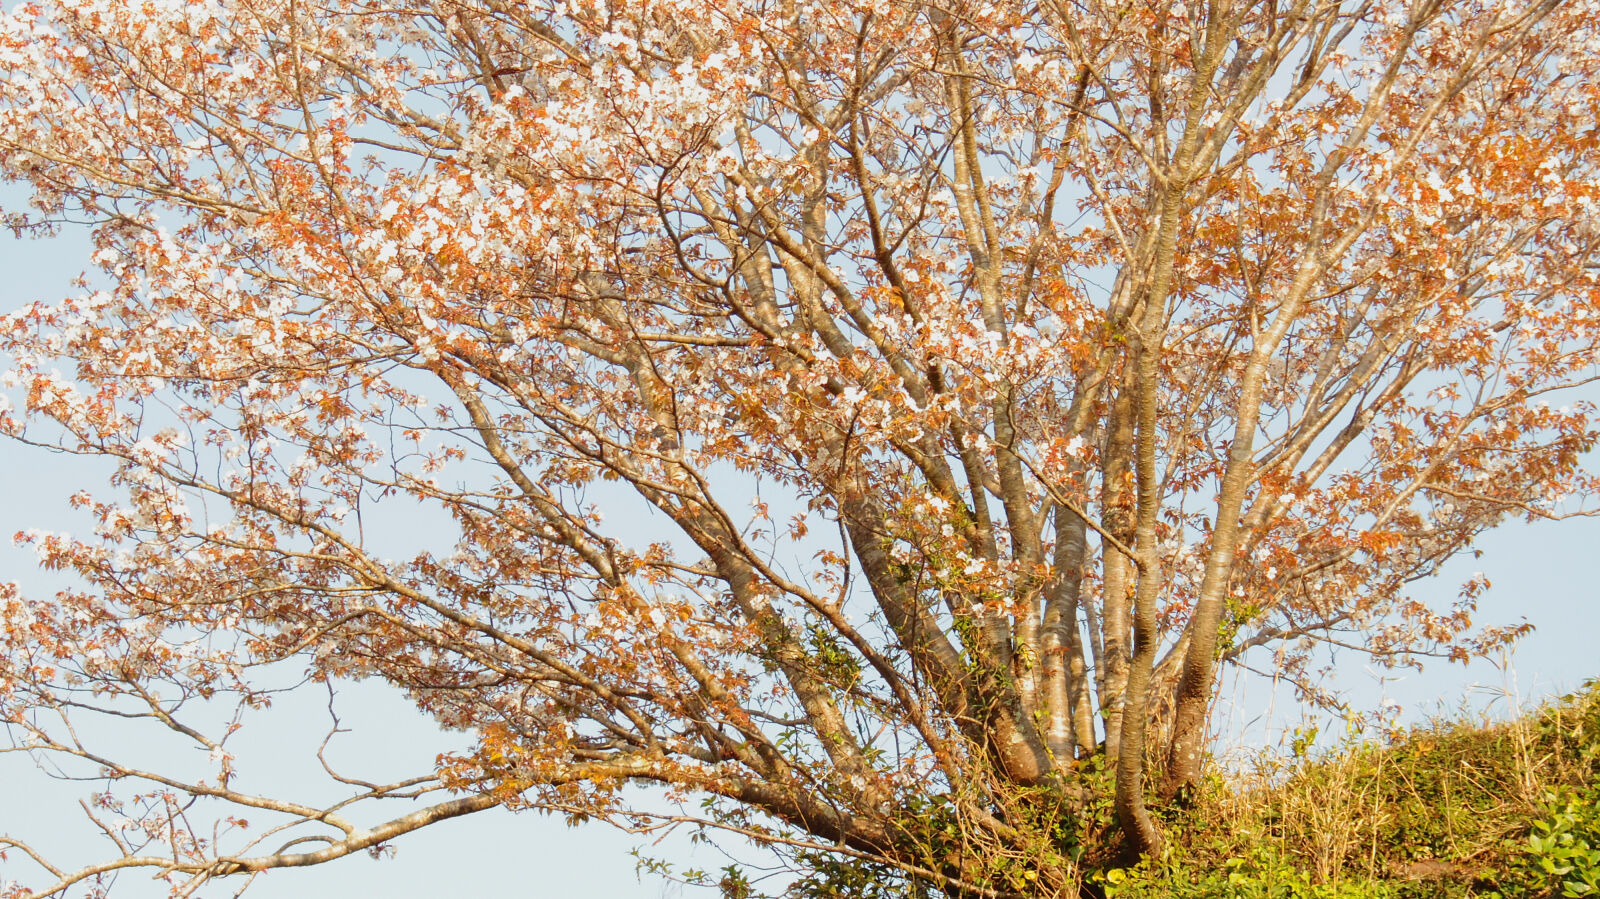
[[0, 193, 1595, 897]]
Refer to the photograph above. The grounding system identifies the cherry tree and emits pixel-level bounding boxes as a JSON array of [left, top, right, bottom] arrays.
[[2, 0, 1598, 894]]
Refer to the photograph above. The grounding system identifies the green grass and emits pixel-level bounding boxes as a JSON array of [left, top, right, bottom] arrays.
[[1096, 679, 1600, 898]]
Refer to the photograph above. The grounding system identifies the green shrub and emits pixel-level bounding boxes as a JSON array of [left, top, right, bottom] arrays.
[[1514, 786, 1600, 897], [1096, 679, 1600, 899]]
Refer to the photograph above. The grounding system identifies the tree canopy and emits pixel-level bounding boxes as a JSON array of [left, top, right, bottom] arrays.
[[2, 0, 1599, 895]]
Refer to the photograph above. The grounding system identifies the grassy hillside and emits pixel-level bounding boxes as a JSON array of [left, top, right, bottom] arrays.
[[1095, 680, 1600, 898]]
